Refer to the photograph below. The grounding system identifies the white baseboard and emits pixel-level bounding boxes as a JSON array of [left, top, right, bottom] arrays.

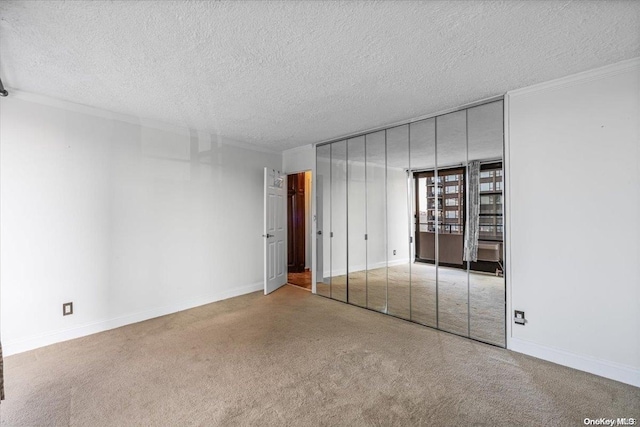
[[322, 258, 411, 277], [3, 282, 263, 356], [509, 337, 640, 388]]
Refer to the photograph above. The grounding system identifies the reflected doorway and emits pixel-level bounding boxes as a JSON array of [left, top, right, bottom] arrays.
[[287, 171, 312, 290]]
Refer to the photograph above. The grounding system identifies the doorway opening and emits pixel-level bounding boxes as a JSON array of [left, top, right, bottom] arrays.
[[287, 171, 312, 290]]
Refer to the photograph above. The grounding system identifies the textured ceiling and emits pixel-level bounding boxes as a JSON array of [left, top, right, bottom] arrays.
[[1, 1, 639, 152]]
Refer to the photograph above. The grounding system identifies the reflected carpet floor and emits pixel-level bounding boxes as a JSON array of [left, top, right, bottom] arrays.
[[2, 286, 638, 426], [318, 263, 506, 346]]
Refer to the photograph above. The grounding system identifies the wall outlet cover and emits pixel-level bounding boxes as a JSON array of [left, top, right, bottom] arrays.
[[63, 302, 73, 316]]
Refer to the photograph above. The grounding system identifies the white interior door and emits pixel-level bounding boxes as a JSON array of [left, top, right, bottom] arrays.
[[264, 167, 287, 294]]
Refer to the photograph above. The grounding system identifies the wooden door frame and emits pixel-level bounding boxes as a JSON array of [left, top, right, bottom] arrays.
[[287, 172, 306, 273], [284, 168, 314, 292]]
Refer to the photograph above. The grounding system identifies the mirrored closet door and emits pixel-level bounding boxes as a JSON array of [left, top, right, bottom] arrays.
[[315, 99, 505, 347], [347, 136, 367, 307], [410, 118, 437, 328], [316, 144, 331, 298], [435, 110, 469, 337], [386, 125, 411, 320], [365, 131, 387, 313], [330, 140, 348, 303], [467, 101, 505, 346]]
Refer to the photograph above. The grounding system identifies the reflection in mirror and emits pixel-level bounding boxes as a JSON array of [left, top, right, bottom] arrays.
[[347, 136, 367, 307], [330, 140, 348, 302], [436, 110, 469, 336], [313, 99, 505, 348], [467, 100, 505, 346], [409, 118, 437, 328], [316, 144, 331, 297], [386, 125, 411, 320], [365, 131, 387, 313]]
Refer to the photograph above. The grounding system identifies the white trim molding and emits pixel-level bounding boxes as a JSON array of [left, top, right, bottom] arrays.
[[503, 94, 513, 350], [507, 57, 640, 98], [3, 282, 263, 356], [510, 338, 640, 388]]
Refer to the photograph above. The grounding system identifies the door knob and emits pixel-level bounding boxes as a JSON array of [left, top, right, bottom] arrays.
[[262, 234, 274, 238], [317, 230, 322, 235]]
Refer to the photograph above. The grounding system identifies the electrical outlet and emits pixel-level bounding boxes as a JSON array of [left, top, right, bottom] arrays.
[[514, 310, 525, 325], [393, 249, 396, 255], [63, 302, 73, 316]]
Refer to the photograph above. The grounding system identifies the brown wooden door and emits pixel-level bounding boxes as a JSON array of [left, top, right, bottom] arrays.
[[287, 173, 306, 272]]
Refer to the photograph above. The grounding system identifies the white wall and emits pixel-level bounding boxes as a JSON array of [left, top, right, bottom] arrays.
[[506, 58, 640, 386], [387, 167, 411, 264], [283, 144, 314, 175], [1, 93, 281, 355]]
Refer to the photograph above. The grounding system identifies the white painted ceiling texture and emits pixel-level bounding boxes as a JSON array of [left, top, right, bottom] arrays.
[[1, 1, 639, 152]]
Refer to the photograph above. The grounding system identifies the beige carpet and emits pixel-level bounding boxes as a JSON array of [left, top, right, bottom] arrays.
[[2, 286, 638, 426], [318, 262, 506, 346]]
